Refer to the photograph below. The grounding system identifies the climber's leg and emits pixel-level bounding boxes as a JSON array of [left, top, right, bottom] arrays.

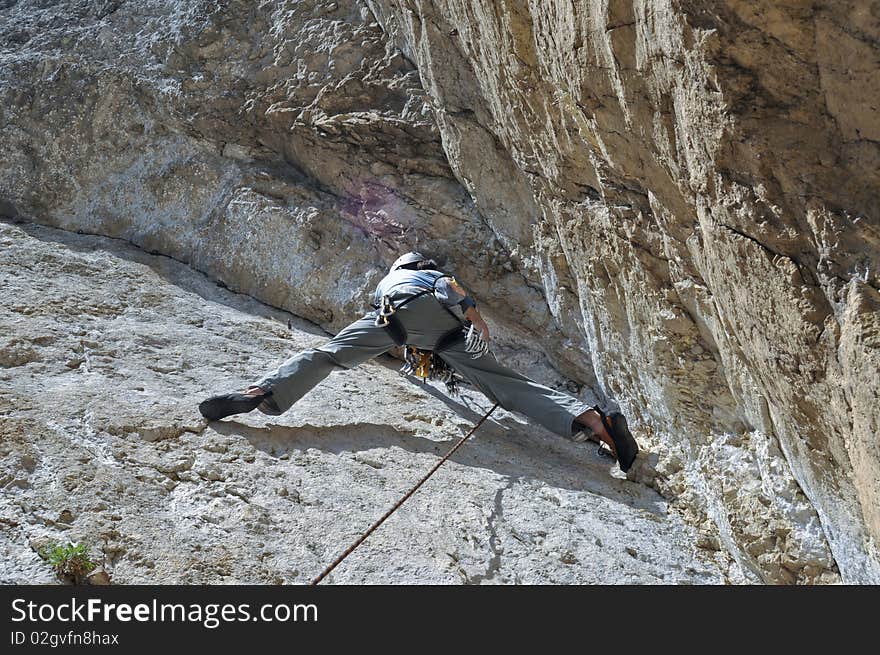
[[438, 342, 592, 438], [251, 313, 396, 415]]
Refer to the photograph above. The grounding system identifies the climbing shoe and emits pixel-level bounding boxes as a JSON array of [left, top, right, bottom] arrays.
[[599, 409, 639, 473], [198, 390, 271, 421]]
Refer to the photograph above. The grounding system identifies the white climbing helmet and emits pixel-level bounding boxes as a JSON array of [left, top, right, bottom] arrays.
[[390, 251, 426, 271]]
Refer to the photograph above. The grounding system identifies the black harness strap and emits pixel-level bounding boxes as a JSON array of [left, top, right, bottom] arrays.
[[374, 273, 467, 350], [382, 313, 408, 346]]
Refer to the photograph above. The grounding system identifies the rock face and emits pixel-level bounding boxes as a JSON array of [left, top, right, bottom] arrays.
[[1, 1, 877, 583], [0, 0, 574, 386], [0, 221, 731, 584]]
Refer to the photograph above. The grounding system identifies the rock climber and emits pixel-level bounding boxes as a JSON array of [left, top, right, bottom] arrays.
[[199, 252, 639, 472]]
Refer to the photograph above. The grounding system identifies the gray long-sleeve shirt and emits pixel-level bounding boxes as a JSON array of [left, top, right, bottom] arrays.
[[373, 268, 476, 311]]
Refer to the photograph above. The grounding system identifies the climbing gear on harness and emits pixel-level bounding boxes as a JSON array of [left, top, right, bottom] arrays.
[[310, 403, 499, 585], [373, 272, 471, 354], [410, 347, 433, 379], [372, 270, 486, 394], [400, 346, 462, 394], [390, 251, 426, 271], [464, 323, 490, 358], [375, 295, 397, 326], [398, 320, 468, 393]]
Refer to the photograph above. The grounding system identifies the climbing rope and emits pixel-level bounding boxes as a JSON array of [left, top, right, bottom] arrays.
[[310, 403, 500, 585]]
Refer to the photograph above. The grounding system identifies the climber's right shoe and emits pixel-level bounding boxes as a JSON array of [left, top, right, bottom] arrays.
[[597, 408, 639, 473], [198, 390, 270, 422]]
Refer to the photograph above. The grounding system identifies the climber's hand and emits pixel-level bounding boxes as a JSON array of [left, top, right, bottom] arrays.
[[473, 317, 490, 342], [464, 306, 490, 342]]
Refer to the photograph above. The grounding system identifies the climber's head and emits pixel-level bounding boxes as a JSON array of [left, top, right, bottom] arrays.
[[391, 252, 429, 271]]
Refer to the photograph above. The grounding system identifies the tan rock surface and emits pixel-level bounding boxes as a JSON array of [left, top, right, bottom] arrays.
[[365, 0, 875, 583]]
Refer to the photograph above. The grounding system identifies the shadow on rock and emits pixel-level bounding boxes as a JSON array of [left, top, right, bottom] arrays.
[[213, 412, 667, 517]]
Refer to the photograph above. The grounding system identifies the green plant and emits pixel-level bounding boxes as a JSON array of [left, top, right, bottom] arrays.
[[39, 541, 96, 582]]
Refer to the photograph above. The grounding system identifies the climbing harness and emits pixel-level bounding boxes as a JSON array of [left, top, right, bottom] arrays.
[[374, 294, 407, 345], [405, 346, 433, 379], [375, 294, 397, 327], [374, 271, 486, 395], [310, 402, 499, 585], [373, 273, 454, 345]]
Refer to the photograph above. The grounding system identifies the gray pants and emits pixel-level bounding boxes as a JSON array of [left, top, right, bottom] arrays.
[[254, 296, 590, 437]]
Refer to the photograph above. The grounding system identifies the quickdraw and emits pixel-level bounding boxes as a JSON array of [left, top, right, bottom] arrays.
[[464, 323, 489, 358], [375, 294, 398, 327]]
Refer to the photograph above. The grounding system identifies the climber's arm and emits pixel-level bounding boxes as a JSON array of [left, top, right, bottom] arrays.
[[438, 276, 489, 339], [447, 278, 476, 310]]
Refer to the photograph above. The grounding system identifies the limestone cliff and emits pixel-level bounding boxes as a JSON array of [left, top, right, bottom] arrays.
[[1, 0, 878, 583], [1, 221, 730, 584]]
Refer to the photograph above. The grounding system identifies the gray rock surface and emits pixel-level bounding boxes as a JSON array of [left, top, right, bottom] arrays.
[[1, 0, 876, 583], [0, 221, 732, 584], [0, 0, 577, 387]]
